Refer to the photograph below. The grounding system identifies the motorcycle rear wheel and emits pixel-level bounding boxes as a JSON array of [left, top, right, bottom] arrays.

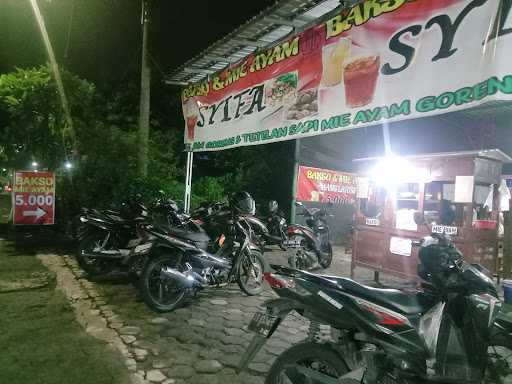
[[319, 242, 333, 269], [139, 254, 186, 313], [287, 235, 317, 270], [76, 234, 114, 276], [265, 342, 348, 384]]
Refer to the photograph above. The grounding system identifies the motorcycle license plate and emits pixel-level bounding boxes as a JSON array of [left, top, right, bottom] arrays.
[[248, 312, 279, 337], [283, 239, 301, 248]]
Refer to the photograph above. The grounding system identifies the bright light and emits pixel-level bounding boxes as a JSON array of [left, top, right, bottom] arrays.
[[31, 161, 38, 168], [1, 168, 6, 172], [370, 155, 429, 189], [64, 161, 73, 169]]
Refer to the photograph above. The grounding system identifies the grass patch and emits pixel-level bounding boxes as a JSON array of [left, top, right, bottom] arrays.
[[0, 193, 10, 224], [0, 239, 129, 384]]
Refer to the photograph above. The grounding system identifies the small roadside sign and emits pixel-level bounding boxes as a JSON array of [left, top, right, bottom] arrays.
[[12, 171, 55, 225]]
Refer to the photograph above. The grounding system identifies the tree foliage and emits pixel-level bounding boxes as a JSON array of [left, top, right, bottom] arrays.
[[0, 65, 184, 224], [0, 65, 294, 226]]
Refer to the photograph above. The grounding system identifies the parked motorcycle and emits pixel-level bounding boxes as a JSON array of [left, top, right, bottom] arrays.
[[75, 195, 211, 277], [191, 200, 268, 254], [75, 199, 151, 276], [150, 193, 188, 229], [259, 200, 288, 250], [150, 195, 211, 251], [238, 233, 512, 384], [286, 201, 333, 270], [138, 191, 269, 312]]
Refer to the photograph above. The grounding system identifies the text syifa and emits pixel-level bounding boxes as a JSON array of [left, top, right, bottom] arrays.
[[383, 0, 512, 74], [197, 84, 266, 128]]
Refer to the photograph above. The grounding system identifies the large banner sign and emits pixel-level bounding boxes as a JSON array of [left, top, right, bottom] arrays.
[[182, 0, 512, 152], [297, 166, 356, 204], [12, 171, 55, 225]]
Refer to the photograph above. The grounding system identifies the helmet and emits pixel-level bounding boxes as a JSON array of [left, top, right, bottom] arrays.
[[268, 200, 278, 213], [166, 198, 179, 212], [230, 191, 256, 215], [417, 235, 461, 282]]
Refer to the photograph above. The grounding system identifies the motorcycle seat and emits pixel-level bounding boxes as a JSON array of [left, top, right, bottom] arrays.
[[321, 276, 423, 316], [167, 227, 210, 244]]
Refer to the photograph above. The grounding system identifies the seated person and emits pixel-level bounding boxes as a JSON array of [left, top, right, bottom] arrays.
[[439, 199, 455, 225]]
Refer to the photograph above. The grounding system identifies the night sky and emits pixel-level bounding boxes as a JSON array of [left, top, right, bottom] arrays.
[[1, 0, 277, 85], [2, 0, 511, 169]]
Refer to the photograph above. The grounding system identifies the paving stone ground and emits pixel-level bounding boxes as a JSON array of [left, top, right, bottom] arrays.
[[74, 246, 412, 383]]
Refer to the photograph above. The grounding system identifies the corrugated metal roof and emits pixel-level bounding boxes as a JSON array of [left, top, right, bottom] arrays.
[[354, 149, 512, 163], [166, 0, 351, 85]]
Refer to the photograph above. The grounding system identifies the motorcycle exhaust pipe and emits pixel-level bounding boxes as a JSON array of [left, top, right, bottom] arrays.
[[160, 267, 202, 288]]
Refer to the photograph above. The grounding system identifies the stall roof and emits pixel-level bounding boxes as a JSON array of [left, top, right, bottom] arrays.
[[354, 149, 512, 164], [166, 0, 348, 85]]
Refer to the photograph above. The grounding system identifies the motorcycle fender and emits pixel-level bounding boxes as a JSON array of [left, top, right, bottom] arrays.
[[264, 298, 298, 318], [237, 299, 294, 373], [491, 303, 512, 348], [288, 225, 317, 246]]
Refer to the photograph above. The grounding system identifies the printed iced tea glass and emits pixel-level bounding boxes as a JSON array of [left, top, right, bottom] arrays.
[[186, 115, 198, 141], [343, 55, 380, 108], [321, 38, 351, 87]]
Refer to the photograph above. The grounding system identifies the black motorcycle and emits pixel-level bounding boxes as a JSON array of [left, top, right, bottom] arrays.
[[191, 200, 268, 254], [75, 200, 151, 276], [258, 200, 288, 250], [238, 233, 512, 384], [138, 214, 268, 312], [150, 196, 211, 251], [150, 194, 188, 229], [286, 201, 333, 270], [75, 194, 211, 275]]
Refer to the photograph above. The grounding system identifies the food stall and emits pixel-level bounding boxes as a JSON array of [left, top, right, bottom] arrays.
[[351, 149, 512, 281]]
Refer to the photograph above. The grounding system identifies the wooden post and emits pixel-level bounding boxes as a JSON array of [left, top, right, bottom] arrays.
[[503, 211, 512, 279], [290, 139, 300, 224]]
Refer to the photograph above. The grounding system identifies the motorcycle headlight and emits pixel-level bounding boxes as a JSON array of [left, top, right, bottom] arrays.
[[79, 216, 88, 223]]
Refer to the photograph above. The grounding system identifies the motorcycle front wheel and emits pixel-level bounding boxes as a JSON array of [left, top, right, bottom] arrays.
[[485, 345, 512, 383], [76, 233, 114, 276], [139, 254, 186, 312], [265, 342, 348, 384], [237, 249, 266, 296]]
